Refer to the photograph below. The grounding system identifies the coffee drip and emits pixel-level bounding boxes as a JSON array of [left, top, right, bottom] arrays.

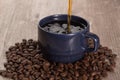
[[67, 0, 72, 33]]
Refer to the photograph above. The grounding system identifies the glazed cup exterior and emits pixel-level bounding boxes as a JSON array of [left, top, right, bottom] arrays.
[[38, 14, 100, 63]]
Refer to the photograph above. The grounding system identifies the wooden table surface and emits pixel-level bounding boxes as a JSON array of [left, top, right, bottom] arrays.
[[0, 0, 120, 80]]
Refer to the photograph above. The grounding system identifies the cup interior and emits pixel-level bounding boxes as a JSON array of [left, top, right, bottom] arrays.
[[39, 14, 89, 29]]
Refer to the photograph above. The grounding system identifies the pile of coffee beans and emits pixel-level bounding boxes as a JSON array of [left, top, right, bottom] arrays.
[[0, 39, 117, 80]]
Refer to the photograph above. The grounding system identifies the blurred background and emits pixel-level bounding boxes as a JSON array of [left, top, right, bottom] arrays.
[[0, 0, 120, 80]]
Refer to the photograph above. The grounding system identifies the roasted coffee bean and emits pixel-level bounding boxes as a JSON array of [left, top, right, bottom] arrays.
[[5, 51, 11, 54], [32, 59, 40, 64], [68, 63, 73, 69], [28, 49, 34, 52], [33, 72, 40, 79], [91, 72, 97, 76], [60, 71, 67, 77], [24, 50, 29, 54], [101, 70, 108, 77], [15, 42, 20, 47], [75, 71, 79, 77], [112, 54, 117, 59], [24, 65, 32, 71], [34, 54, 40, 59], [57, 67, 64, 72], [106, 65, 114, 72], [67, 76, 73, 80], [4, 63, 11, 68], [18, 74, 24, 80], [69, 69, 75, 75], [82, 74, 88, 80], [88, 76, 93, 80], [5, 72, 13, 78], [110, 60, 116, 67], [28, 39, 33, 43], [58, 63, 64, 68], [9, 46, 16, 51], [0, 71, 7, 77], [49, 76, 55, 80], [43, 61, 50, 71], [74, 64, 80, 69], [22, 59, 32, 66], [94, 74, 101, 80], [29, 46, 35, 49], [64, 64, 69, 70], [0, 70, 5, 75], [22, 39, 27, 44], [33, 64, 40, 70], [22, 77, 29, 80]]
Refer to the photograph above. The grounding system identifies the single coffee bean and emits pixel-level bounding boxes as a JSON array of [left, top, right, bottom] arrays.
[[4, 63, 11, 69], [101, 70, 108, 77], [24, 50, 29, 54], [88, 76, 93, 80], [68, 63, 73, 69], [0, 71, 7, 77], [18, 74, 24, 80], [103, 47, 108, 50], [17, 68, 23, 74], [58, 63, 64, 68], [91, 72, 97, 76], [28, 49, 34, 52], [22, 39, 27, 44], [33, 72, 41, 79], [9, 46, 16, 51], [0, 70, 5, 75], [57, 67, 64, 72], [29, 76, 33, 80], [21, 59, 32, 65], [60, 71, 67, 77], [49, 76, 55, 80], [15, 42, 20, 47], [75, 71, 79, 77], [22, 77, 29, 80], [33, 64, 40, 70], [106, 65, 114, 72], [34, 54, 40, 59], [94, 74, 101, 80], [67, 76, 73, 80], [112, 54, 117, 59], [5, 72, 13, 78], [74, 64, 80, 69], [110, 60, 116, 67], [24, 65, 32, 71], [28, 39, 33, 43], [69, 69, 74, 75], [29, 46, 35, 49], [82, 74, 88, 80], [43, 61, 50, 71], [32, 59, 40, 64]]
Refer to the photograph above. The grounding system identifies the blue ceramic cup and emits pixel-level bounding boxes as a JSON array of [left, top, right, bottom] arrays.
[[38, 14, 100, 63]]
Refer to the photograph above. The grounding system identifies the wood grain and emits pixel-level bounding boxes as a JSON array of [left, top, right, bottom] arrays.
[[0, 0, 120, 80]]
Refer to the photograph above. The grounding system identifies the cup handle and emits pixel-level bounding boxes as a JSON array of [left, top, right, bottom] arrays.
[[85, 32, 100, 52]]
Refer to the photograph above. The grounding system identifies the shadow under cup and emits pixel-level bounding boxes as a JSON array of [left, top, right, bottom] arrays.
[[38, 14, 100, 63]]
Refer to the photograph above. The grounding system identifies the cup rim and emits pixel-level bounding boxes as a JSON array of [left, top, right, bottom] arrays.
[[38, 14, 90, 36]]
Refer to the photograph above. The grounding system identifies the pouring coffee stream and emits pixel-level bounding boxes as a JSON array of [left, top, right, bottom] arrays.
[[67, 0, 72, 33]]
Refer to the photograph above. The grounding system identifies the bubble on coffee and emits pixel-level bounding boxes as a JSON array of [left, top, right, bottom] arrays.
[[42, 23, 84, 34]]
